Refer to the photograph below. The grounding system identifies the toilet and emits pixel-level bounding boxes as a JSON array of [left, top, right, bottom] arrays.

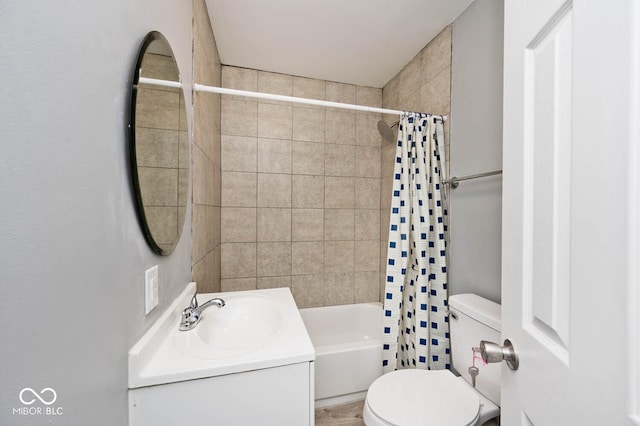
[[363, 294, 502, 426]]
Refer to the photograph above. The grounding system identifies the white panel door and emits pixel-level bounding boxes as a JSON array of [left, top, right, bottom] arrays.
[[502, 0, 640, 424]]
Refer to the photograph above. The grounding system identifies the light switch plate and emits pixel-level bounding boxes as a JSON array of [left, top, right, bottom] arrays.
[[145, 265, 159, 315]]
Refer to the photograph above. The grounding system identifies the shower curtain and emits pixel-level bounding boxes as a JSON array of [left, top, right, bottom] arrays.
[[381, 113, 450, 373]]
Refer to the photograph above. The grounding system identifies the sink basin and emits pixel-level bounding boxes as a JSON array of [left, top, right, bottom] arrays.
[[173, 293, 284, 359]]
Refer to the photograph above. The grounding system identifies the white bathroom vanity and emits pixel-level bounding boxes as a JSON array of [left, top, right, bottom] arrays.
[[128, 283, 315, 426]]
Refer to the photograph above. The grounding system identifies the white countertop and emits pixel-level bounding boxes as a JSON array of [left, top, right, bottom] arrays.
[[129, 283, 315, 389]]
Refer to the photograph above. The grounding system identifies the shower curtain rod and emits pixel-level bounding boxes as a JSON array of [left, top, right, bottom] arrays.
[[443, 169, 502, 189], [138, 77, 448, 119]]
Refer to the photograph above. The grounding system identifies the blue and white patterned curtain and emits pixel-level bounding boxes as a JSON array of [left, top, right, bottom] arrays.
[[381, 113, 450, 373]]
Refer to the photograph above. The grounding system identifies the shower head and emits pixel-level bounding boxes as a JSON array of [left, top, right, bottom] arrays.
[[377, 120, 399, 143]]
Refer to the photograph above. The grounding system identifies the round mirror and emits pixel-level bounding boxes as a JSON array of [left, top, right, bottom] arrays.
[[129, 32, 189, 255]]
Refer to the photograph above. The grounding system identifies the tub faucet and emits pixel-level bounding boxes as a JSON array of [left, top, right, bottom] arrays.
[[179, 294, 225, 331]]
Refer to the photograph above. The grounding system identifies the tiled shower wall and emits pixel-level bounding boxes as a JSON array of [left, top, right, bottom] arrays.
[[192, 0, 222, 293], [380, 26, 453, 298], [219, 66, 384, 307]]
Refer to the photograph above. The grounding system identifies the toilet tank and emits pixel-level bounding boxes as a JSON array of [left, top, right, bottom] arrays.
[[449, 294, 501, 406]]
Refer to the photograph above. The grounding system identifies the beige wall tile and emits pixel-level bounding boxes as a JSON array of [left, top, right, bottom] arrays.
[[221, 207, 256, 242], [221, 242, 257, 278], [403, 92, 422, 113], [192, 146, 210, 201], [325, 209, 354, 241], [194, 247, 221, 293], [325, 110, 356, 145], [355, 209, 379, 241], [398, 56, 422, 104], [221, 98, 257, 137], [136, 89, 180, 130], [138, 167, 178, 206], [212, 205, 222, 247], [292, 241, 323, 275], [292, 274, 324, 308], [221, 135, 257, 172], [325, 144, 355, 177], [258, 71, 293, 97], [381, 144, 397, 180], [420, 67, 451, 115], [325, 176, 354, 209], [380, 208, 391, 241], [194, 0, 220, 85], [324, 241, 354, 273], [326, 82, 356, 104], [324, 272, 355, 305], [356, 86, 382, 107], [355, 271, 380, 303], [136, 128, 179, 168], [292, 141, 324, 176], [356, 114, 383, 147], [293, 77, 325, 101], [258, 103, 292, 139], [257, 242, 292, 277], [257, 275, 291, 289], [355, 146, 381, 178], [293, 107, 324, 143], [355, 178, 380, 209], [145, 207, 178, 245], [193, 204, 217, 262], [221, 171, 257, 207], [422, 26, 452, 82], [142, 54, 179, 82], [178, 130, 190, 169], [193, 91, 217, 160], [257, 208, 291, 242], [292, 209, 324, 241], [292, 175, 324, 208], [258, 138, 291, 174], [221, 277, 257, 292], [214, 206, 222, 247], [212, 162, 222, 206], [355, 239, 380, 272], [191, 204, 208, 262], [257, 173, 291, 207], [222, 66, 257, 92], [383, 74, 400, 110]]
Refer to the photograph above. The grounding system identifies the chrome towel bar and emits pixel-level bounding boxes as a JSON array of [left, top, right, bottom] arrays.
[[443, 170, 502, 189]]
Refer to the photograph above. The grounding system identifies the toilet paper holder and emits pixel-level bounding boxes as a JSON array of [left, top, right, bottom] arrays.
[[479, 339, 519, 371]]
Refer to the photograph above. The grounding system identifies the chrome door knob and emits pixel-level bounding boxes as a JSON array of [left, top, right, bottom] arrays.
[[479, 339, 519, 370]]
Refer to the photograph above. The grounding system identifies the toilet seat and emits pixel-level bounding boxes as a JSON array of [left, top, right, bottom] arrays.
[[364, 369, 480, 426]]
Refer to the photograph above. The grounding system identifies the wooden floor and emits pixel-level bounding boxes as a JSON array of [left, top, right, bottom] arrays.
[[315, 400, 365, 426], [315, 400, 501, 425]]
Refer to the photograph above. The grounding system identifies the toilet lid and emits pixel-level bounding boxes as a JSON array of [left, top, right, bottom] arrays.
[[367, 369, 480, 426]]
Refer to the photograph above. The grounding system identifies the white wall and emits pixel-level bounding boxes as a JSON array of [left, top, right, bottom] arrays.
[[449, 0, 504, 303], [0, 1, 192, 424]]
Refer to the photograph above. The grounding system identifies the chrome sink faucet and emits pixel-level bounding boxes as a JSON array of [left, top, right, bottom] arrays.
[[179, 294, 225, 331]]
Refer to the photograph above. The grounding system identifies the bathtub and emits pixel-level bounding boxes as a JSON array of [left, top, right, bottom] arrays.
[[300, 302, 383, 408]]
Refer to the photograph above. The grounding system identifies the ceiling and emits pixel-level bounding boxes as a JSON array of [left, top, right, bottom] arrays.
[[205, 0, 474, 88]]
